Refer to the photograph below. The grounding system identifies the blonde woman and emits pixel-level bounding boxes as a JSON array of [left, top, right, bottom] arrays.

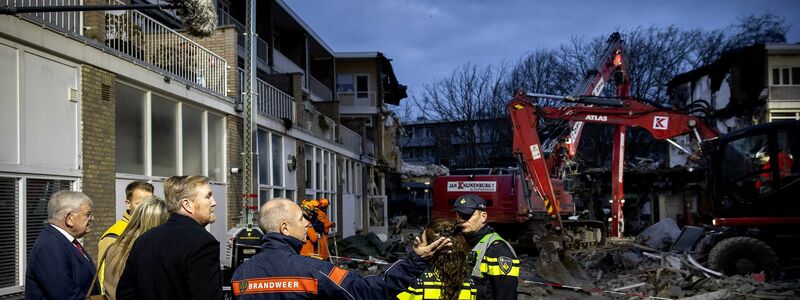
[[102, 196, 169, 299]]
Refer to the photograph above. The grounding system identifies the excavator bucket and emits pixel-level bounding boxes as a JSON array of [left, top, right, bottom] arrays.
[[533, 234, 589, 287]]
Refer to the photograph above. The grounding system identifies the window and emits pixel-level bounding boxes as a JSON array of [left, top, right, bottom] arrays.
[[182, 105, 203, 176], [115, 82, 226, 181], [337, 74, 370, 98], [771, 67, 800, 85], [208, 113, 225, 181], [151, 95, 178, 177], [0, 176, 73, 294], [115, 83, 146, 174], [272, 135, 283, 186], [258, 130, 290, 202], [258, 130, 270, 185]]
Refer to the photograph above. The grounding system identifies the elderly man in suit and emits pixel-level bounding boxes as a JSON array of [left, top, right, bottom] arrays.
[[26, 190, 99, 299], [117, 175, 222, 300]]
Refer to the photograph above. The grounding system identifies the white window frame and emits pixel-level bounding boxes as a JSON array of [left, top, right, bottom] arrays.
[[0, 174, 77, 296], [257, 130, 293, 205], [771, 66, 800, 86], [114, 81, 226, 183]]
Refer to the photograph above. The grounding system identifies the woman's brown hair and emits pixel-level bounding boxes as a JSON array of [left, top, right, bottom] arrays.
[[424, 219, 469, 300]]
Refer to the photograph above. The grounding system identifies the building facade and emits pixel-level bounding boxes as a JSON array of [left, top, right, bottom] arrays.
[[0, 0, 404, 295]]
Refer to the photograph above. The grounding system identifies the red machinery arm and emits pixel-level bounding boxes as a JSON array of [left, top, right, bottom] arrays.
[[508, 92, 719, 233], [547, 32, 630, 178]]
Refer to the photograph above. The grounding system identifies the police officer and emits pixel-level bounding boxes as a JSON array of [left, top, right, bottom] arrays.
[[453, 194, 519, 300], [232, 198, 451, 299]]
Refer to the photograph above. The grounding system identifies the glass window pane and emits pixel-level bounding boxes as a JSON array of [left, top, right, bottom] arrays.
[[316, 148, 322, 190], [273, 189, 282, 199], [782, 68, 790, 85], [305, 144, 312, 188], [115, 83, 146, 174], [152, 95, 177, 177], [208, 113, 225, 182], [26, 179, 71, 258], [182, 105, 203, 176], [258, 130, 269, 185], [792, 67, 800, 85], [337, 74, 354, 92], [285, 190, 294, 203], [259, 188, 270, 208], [772, 68, 780, 85], [272, 134, 282, 187], [0, 177, 18, 288]]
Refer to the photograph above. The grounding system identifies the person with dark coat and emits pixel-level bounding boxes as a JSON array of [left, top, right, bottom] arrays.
[[26, 190, 100, 300], [453, 194, 519, 300], [116, 175, 222, 300], [231, 198, 451, 299]]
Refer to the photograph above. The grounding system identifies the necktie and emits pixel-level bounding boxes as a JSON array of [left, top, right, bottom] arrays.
[[72, 239, 88, 259]]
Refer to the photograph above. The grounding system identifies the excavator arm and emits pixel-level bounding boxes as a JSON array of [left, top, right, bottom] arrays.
[[508, 92, 719, 235]]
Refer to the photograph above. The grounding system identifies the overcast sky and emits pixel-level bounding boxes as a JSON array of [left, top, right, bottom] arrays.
[[283, 0, 800, 99]]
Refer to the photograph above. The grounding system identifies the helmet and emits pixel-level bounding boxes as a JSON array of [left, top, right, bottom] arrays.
[[307, 199, 319, 208], [319, 198, 329, 208]]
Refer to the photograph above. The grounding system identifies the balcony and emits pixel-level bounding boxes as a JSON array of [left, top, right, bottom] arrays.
[[770, 85, 800, 100], [4, 0, 230, 97], [309, 75, 332, 101], [301, 109, 336, 143], [338, 91, 379, 114], [238, 68, 294, 122], [338, 125, 362, 154], [364, 138, 375, 158], [217, 9, 269, 71]]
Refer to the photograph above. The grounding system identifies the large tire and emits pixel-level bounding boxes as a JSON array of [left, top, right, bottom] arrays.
[[708, 237, 778, 277]]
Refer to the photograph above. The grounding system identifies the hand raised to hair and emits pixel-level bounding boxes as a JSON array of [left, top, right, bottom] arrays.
[[412, 236, 452, 259]]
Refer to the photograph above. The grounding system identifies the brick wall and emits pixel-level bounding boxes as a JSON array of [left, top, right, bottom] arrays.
[[81, 65, 116, 261], [292, 73, 304, 124], [83, 0, 106, 42], [227, 116, 243, 228], [187, 26, 239, 100]]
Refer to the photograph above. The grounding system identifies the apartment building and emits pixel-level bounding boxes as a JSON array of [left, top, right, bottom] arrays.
[[0, 0, 404, 295]]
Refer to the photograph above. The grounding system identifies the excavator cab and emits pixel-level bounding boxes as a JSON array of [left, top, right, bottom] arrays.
[[701, 120, 800, 277], [709, 120, 800, 217]]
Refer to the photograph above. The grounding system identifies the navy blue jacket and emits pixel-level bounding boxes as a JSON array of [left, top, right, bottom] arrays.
[[117, 213, 223, 300], [26, 224, 99, 300], [232, 233, 427, 300]]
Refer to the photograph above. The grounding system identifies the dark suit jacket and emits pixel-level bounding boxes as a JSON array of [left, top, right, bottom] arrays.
[[25, 224, 99, 300], [116, 213, 222, 300]]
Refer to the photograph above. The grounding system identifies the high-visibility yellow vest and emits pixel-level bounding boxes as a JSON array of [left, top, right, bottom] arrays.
[[396, 272, 477, 300]]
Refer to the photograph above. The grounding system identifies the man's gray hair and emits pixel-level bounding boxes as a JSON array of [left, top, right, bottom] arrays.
[[259, 198, 295, 233], [48, 191, 92, 223]]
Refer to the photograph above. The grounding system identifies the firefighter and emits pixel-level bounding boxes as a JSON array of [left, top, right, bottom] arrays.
[[452, 194, 519, 300], [232, 198, 452, 299]]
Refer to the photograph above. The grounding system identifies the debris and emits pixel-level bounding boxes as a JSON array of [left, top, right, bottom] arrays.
[[678, 289, 730, 300], [635, 218, 681, 250], [611, 282, 646, 291]]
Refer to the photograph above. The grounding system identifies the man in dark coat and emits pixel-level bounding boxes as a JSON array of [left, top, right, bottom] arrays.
[[26, 190, 100, 300], [231, 198, 451, 299], [117, 175, 222, 300]]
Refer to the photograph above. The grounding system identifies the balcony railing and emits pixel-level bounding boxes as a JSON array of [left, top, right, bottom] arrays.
[[3, 0, 82, 35], [238, 68, 294, 121], [339, 91, 377, 106], [301, 109, 336, 142], [273, 49, 305, 87], [339, 125, 362, 154], [216, 8, 244, 48], [5, 0, 229, 96], [770, 85, 800, 100], [309, 75, 332, 101]]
